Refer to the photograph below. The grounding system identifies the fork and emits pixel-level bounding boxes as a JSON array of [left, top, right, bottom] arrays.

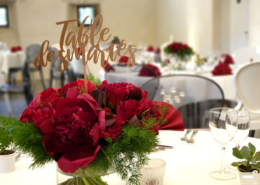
[[186, 130, 199, 143], [180, 129, 192, 141]]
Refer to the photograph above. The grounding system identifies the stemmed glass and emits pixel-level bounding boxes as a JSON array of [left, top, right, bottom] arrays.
[[209, 108, 238, 180], [228, 110, 250, 170]]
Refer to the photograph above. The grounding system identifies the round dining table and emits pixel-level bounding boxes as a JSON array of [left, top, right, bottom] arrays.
[[98, 65, 237, 101], [1, 130, 258, 185], [0, 50, 26, 75]]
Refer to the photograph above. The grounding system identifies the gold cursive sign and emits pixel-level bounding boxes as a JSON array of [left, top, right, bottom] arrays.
[[34, 14, 136, 73]]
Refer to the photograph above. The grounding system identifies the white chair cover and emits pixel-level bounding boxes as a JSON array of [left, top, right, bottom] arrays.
[[234, 61, 260, 130]]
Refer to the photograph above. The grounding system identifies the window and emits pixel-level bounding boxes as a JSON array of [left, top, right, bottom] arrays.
[[77, 5, 97, 26], [0, 6, 8, 27]]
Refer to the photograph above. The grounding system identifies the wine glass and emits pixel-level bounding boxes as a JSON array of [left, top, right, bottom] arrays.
[[209, 108, 238, 180], [228, 110, 250, 170]]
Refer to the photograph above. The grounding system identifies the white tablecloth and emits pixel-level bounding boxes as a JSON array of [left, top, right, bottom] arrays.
[[0, 50, 26, 75], [1, 130, 259, 185], [98, 67, 237, 101]]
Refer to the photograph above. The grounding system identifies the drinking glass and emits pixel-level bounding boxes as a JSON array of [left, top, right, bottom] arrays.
[[228, 110, 250, 170], [209, 108, 238, 180]]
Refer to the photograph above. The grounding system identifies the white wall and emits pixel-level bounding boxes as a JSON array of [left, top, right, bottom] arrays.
[[0, 0, 157, 81], [156, 0, 214, 55], [248, 0, 260, 48]]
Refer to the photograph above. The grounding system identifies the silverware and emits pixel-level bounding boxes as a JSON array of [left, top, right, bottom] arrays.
[[180, 129, 192, 141], [158, 145, 173, 149], [15, 153, 21, 161], [186, 130, 199, 143]]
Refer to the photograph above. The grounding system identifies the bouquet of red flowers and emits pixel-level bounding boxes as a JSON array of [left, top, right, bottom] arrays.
[[6, 76, 181, 185], [164, 42, 194, 61]]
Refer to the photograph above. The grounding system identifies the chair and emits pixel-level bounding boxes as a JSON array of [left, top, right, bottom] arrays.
[[234, 61, 260, 135], [141, 75, 230, 128], [233, 47, 260, 65], [0, 73, 33, 115], [49, 46, 69, 88], [99, 42, 112, 51], [25, 43, 47, 90]]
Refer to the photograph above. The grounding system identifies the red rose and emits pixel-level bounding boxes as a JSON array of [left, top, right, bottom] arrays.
[[66, 86, 81, 99], [28, 93, 41, 110], [77, 79, 95, 93], [105, 82, 138, 108], [42, 93, 105, 173], [20, 109, 36, 123], [59, 81, 78, 95], [142, 91, 148, 99], [116, 98, 153, 120], [116, 99, 140, 120], [103, 116, 125, 141], [40, 88, 63, 109], [97, 80, 108, 90], [32, 108, 54, 135]]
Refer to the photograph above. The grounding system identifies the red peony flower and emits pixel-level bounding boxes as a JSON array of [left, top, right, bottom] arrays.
[[139, 64, 161, 77], [32, 108, 54, 135], [103, 116, 125, 141], [42, 93, 105, 173]]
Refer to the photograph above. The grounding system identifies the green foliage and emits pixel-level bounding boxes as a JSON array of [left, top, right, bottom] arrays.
[[87, 73, 102, 86], [0, 116, 19, 154], [13, 122, 53, 168], [158, 105, 169, 126], [105, 125, 159, 185], [232, 142, 260, 172], [163, 46, 194, 61]]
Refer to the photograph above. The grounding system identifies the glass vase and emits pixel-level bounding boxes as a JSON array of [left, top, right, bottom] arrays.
[[56, 163, 116, 185], [168, 55, 187, 71]]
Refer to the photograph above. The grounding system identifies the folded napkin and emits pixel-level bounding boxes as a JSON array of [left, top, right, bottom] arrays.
[[11, 45, 22, 53], [212, 61, 232, 76], [222, 54, 234, 64], [154, 47, 160, 54], [77, 47, 83, 55], [147, 45, 154, 52], [139, 64, 162, 77], [103, 60, 115, 72], [119, 56, 129, 64], [154, 101, 185, 131]]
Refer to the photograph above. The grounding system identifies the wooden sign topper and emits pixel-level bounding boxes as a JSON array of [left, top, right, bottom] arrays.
[[33, 14, 136, 92]]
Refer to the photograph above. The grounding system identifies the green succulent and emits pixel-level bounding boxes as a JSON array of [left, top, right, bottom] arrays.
[[232, 142, 260, 172]]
